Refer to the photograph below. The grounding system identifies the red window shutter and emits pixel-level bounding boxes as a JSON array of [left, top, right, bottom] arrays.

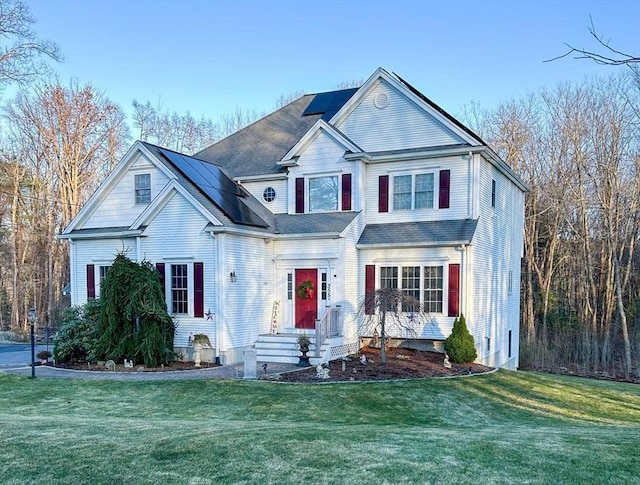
[[295, 177, 304, 213], [86, 264, 95, 300], [378, 175, 389, 213], [194, 262, 204, 318], [365, 265, 376, 315], [448, 264, 460, 317], [156, 263, 166, 301], [342, 174, 352, 211], [439, 170, 450, 209]]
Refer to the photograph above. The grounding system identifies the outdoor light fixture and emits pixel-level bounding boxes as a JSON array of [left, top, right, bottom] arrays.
[[28, 307, 36, 378], [229, 271, 237, 282]]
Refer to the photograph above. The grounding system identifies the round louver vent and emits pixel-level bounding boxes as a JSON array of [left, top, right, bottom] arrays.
[[373, 92, 389, 109]]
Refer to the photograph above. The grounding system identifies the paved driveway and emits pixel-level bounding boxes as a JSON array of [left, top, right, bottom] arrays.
[[0, 343, 50, 367]]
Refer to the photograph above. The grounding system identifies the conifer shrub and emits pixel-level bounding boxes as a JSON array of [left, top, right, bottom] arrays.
[[444, 314, 477, 363], [53, 298, 100, 363], [97, 254, 176, 367]]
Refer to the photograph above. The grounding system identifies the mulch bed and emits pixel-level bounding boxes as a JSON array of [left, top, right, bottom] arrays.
[[276, 346, 492, 382]]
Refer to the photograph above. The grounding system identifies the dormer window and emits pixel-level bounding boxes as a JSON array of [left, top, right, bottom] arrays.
[[309, 175, 338, 212], [135, 174, 151, 204]]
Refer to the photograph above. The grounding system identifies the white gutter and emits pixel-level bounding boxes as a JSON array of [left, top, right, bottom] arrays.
[[234, 173, 287, 183], [356, 240, 472, 250], [57, 229, 145, 240]]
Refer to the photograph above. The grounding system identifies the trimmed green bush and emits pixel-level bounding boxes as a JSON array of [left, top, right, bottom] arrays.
[[53, 299, 100, 363], [444, 314, 477, 363]]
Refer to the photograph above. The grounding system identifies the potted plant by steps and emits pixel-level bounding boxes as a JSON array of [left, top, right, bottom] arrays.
[[190, 333, 211, 368], [36, 349, 52, 365], [297, 333, 311, 367]]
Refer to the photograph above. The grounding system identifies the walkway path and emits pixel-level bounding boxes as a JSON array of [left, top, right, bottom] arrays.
[[1, 361, 302, 381]]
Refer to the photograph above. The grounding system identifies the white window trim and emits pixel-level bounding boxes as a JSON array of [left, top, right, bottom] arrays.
[[376, 262, 450, 315], [134, 173, 152, 205], [389, 171, 438, 212], [307, 173, 341, 213], [167, 262, 193, 317]]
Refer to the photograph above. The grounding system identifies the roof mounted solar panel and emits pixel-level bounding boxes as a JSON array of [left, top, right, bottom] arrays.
[[156, 147, 268, 228], [302, 88, 358, 117]]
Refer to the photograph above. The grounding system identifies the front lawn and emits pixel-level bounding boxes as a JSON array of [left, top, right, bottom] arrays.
[[0, 371, 638, 484]]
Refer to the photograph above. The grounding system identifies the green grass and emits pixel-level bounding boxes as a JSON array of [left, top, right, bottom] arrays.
[[0, 371, 638, 484]]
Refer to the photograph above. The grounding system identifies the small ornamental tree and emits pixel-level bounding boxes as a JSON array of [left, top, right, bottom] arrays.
[[444, 314, 477, 363], [357, 287, 427, 364], [97, 254, 176, 367]]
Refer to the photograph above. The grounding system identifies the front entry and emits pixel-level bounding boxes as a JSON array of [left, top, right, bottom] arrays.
[[295, 269, 318, 329]]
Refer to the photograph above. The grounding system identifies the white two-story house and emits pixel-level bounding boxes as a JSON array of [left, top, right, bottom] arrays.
[[59, 68, 527, 369]]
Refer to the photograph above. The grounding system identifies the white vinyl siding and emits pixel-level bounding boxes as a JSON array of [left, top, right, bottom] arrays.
[[287, 131, 356, 215], [365, 157, 469, 224], [242, 179, 288, 214], [336, 79, 463, 152], [470, 157, 525, 369], [83, 154, 171, 229], [138, 192, 216, 347]]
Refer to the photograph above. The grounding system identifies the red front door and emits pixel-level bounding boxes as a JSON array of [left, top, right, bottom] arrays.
[[295, 269, 317, 329]]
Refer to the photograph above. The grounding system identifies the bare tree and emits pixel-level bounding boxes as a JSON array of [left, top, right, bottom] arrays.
[[2, 80, 129, 329], [0, 0, 61, 89], [357, 287, 428, 364], [546, 17, 639, 67]]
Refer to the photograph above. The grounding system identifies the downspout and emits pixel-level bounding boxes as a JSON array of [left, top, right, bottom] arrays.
[[69, 239, 77, 306], [211, 232, 222, 364], [467, 151, 473, 219], [457, 244, 468, 317], [136, 236, 141, 262]]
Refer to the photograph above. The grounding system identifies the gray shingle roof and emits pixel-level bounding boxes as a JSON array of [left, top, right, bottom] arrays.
[[273, 212, 359, 235], [194, 89, 358, 178], [357, 219, 478, 247]]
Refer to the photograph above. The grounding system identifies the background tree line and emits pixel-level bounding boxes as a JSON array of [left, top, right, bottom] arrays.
[[0, 1, 637, 377], [465, 71, 640, 377]]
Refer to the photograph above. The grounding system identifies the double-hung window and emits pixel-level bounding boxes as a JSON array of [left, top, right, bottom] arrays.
[[135, 174, 151, 204], [402, 266, 421, 312], [171, 264, 188, 314], [423, 266, 444, 313], [309, 176, 339, 212], [393, 173, 435, 211]]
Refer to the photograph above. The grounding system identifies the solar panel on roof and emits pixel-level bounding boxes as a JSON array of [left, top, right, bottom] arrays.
[[157, 147, 268, 228], [302, 88, 358, 117]]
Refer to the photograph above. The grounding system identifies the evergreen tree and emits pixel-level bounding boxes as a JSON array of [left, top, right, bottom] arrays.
[[97, 254, 175, 366], [444, 314, 477, 363]]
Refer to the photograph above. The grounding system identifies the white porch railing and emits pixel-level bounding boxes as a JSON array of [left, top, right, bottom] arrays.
[[315, 305, 342, 357]]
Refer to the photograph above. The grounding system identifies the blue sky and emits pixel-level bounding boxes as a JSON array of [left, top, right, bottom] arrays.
[[25, 0, 640, 124]]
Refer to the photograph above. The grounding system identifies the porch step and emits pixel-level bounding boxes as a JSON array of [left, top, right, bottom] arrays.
[[254, 333, 324, 366]]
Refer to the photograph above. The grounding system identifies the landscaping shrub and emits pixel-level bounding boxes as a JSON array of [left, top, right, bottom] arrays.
[[97, 254, 176, 367], [53, 299, 100, 363], [444, 314, 478, 363]]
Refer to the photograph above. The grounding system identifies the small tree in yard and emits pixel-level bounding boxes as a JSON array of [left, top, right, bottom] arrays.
[[444, 314, 477, 363], [97, 254, 176, 367], [357, 287, 428, 364]]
